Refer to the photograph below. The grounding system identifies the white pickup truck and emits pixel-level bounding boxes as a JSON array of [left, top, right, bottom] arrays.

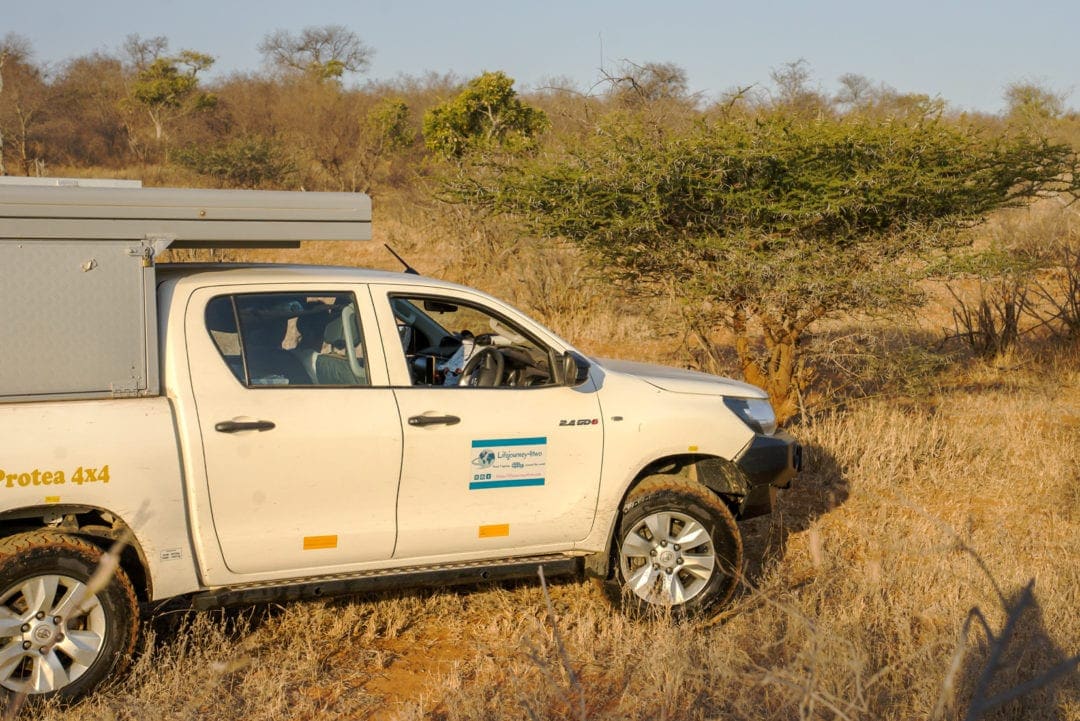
[[0, 181, 799, 700]]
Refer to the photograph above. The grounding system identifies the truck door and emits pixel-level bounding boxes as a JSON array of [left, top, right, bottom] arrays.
[[370, 287, 604, 560], [185, 286, 402, 576]]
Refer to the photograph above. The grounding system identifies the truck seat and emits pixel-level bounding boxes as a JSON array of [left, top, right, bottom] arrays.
[[290, 308, 332, 383], [317, 318, 366, 385], [244, 319, 312, 386]]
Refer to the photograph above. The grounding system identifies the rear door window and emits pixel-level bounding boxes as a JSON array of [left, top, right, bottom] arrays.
[[204, 292, 370, 387]]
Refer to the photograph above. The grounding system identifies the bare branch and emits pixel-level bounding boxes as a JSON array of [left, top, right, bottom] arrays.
[[259, 25, 372, 80]]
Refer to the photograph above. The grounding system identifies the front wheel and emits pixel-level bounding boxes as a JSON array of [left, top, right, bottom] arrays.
[[0, 532, 139, 702], [614, 477, 742, 617]]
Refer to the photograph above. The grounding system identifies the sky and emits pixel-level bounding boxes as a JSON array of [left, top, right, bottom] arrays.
[[5, 0, 1078, 114]]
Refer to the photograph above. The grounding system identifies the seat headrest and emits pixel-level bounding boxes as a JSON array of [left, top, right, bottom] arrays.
[[297, 307, 332, 339], [324, 312, 362, 350], [324, 317, 345, 349]]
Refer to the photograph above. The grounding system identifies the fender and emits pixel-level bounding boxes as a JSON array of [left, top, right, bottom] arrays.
[[0, 504, 154, 600], [583, 453, 746, 580]]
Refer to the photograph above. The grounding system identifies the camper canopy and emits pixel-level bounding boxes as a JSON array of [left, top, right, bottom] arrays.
[[0, 182, 372, 402], [0, 184, 372, 247]]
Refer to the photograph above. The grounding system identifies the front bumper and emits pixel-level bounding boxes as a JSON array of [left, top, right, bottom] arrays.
[[736, 430, 802, 488], [733, 430, 802, 519]]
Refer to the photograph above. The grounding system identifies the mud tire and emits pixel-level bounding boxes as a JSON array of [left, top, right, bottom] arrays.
[[608, 475, 742, 617], [0, 532, 139, 703]]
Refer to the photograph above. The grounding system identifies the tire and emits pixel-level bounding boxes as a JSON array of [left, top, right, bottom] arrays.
[[0, 532, 139, 702], [612, 476, 742, 617]]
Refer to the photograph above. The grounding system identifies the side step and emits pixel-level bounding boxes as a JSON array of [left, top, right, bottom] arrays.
[[189, 554, 583, 610]]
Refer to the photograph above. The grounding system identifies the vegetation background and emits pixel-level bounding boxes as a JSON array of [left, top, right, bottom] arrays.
[[2, 26, 1077, 720]]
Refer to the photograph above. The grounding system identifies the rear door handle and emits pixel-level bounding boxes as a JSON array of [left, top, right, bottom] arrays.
[[408, 414, 461, 427], [215, 420, 276, 433]]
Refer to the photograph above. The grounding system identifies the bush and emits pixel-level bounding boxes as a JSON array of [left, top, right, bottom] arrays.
[[174, 136, 295, 188]]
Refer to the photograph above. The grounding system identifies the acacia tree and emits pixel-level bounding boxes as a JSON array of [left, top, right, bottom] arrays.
[[423, 71, 548, 159], [0, 39, 11, 174], [352, 97, 416, 193], [174, 135, 296, 188], [48, 52, 130, 167], [0, 34, 50, 174], [258, 25, 372, 81], [458, 113, 1079, 420], [603, 60, 692, 107], [770, 59, 829, 114], [127, 47, 216, 159], [1003, 81, 1068, 139]]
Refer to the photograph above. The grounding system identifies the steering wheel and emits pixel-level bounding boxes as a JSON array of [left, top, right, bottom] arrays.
[[458, 346, 505, 387]]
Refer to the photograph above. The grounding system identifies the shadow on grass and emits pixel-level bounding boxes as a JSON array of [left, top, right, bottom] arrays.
[[954, 581, 1079, 721], [145, 601, 284, 651], [739, 439, 849, 586], [144, 574, 590, 654]]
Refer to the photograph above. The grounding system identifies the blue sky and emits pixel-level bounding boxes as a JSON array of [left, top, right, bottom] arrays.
[[7, 0, 1077, 113]]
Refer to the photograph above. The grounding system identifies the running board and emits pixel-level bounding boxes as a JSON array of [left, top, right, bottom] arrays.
[[190, 554, 583, 610]]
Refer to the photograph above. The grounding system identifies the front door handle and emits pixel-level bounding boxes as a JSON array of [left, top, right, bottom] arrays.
[[408, 414, 461, 427], [215, 420, 276, 433]]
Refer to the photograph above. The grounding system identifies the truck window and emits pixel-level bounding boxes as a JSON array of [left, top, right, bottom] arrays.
[[205, 292, 370, 387], [390, 295, 554, 388]]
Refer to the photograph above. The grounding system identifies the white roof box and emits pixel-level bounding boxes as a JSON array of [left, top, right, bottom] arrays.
[[0, 184, 371, 248]]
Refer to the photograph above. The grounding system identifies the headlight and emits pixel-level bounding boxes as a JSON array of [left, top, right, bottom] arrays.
[[723, 397, 777, 436]]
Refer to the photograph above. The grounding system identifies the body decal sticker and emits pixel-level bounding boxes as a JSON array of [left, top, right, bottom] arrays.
[[302, 535, 338, 550], [469, 437, 547, 490]]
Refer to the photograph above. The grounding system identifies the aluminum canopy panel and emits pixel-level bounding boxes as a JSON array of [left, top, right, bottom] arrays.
[[0, 239, 156, 401], [0, 186, 372, 244]]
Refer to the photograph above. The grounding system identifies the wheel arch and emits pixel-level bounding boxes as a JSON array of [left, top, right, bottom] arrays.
[[584, 453, 748, 581], [0, 504, 153, 602]]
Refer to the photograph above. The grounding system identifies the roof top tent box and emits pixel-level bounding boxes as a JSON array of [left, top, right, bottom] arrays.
[[0, 180, 371, 403]]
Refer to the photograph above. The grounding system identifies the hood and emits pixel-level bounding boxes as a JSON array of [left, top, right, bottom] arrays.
[[594, 358, 768, 398]]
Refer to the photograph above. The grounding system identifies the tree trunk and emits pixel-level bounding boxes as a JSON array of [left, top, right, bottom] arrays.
[[17, 108, 31, 175], [730, 305, 823, 424], [684, 314, 726, 376], [0, 53, 6, 176], [734, 334, 800, 423]]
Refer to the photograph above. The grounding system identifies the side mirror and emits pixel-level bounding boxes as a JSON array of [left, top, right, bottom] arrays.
[[560, 351, 591, 387]]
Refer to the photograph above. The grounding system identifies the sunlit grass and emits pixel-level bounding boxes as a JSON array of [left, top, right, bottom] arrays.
[[25, 192, 1080, 721]]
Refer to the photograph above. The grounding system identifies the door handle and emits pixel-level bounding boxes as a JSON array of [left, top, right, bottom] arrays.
[[408, 414, 461, 427], [215, 420, 276, 433]]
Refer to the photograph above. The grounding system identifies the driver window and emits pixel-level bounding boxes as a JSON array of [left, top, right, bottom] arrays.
[[390, 295, 554, 388]]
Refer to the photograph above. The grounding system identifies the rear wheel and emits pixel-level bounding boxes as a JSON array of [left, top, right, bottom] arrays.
[[614, 476, 742, 616], [0, 532, 139, 702]]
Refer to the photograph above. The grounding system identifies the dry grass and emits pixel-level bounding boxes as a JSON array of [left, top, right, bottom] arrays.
[[28, 367, 1079, 720], [24, 197, 1080, 721]]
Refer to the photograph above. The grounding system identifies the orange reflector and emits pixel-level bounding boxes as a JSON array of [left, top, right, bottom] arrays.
[[44, 496, 60, 504], [303, 535, 338, 550], [478, 524, 510, 538]]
